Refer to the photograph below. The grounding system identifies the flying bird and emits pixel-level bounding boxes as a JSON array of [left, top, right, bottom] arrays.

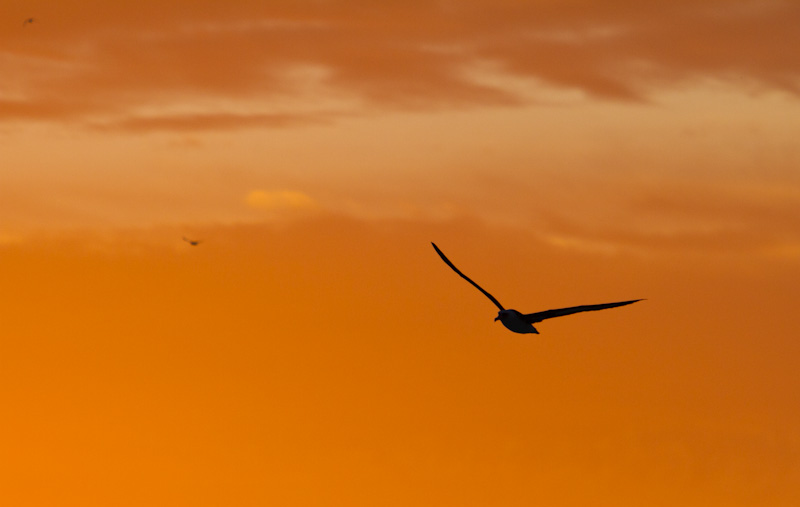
[[23, 17, 34, 27], [183, 237, 202, 246], [432, 242, 642, 334]]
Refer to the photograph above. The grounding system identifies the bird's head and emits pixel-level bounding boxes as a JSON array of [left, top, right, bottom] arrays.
[[494, 310, 509, 322]]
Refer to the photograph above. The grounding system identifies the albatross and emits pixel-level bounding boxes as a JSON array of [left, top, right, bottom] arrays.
[[432, 242, 642, 334]]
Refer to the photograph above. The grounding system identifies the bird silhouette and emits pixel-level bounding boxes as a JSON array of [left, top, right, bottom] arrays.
[[23, 18, 34, 27], [432, 242, 642, 334], [183, 237, 202, 246]]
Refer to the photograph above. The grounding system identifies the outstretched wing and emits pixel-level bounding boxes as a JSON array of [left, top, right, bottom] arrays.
[[523, 299, 643, 323], [431, 242, 505, 311]]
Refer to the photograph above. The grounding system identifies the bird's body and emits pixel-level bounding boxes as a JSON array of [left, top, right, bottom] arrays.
[[431, 242, 642, 334], [183, 237, 202, 246], [495, 309, 539, 334], [23, 17, 34, 27]]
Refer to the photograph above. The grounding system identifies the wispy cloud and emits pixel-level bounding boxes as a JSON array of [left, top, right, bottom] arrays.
[[531, 176, 800, 259], [3, 0, 799, 131], [90, 111, 334, 132], [245, 189, 318, 212]]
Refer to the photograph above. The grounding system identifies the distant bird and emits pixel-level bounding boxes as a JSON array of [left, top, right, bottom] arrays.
[[23, 17, 34, 27], [432, 242, 642, 334], [183, 237, 202, 246]]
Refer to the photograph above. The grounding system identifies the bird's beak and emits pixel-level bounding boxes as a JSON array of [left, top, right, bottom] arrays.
[[494, 316, 500, 322]]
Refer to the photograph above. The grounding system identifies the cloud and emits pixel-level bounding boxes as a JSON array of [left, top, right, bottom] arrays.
[[530, 175, 800, 259], [90, 111, 333, 132], [0, 233, 22, 246], [3, 1, 800, 130], [245, 189, 318, 212]]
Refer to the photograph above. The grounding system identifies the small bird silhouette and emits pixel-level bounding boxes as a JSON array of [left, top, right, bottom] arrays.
[[183, 237, 202, 246], [23, 18, 34, 27], [432, 242, 642, 334]]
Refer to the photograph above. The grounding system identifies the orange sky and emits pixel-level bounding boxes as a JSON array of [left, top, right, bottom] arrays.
[[2, 1, 799, 505]]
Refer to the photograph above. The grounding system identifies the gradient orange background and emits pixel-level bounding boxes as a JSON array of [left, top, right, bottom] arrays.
[[2, 1, 799, 505]]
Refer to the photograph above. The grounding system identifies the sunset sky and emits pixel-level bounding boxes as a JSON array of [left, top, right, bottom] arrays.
[[2, 1, 799, 505]]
